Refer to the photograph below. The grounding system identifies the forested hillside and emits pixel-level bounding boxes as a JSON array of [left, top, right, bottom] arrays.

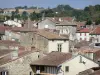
[[42, 4, 100, 24]]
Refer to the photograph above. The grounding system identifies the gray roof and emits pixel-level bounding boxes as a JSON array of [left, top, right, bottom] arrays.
[[56, 21, 77, 26]]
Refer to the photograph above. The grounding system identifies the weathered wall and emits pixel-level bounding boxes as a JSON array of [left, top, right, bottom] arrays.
[[62, 55, 99, 75], [56, 26, 77, 41], [38, 19, 56, 29], [0, 52, 39, 75], [32, 33, 48, 52], [20, 32, 34, 47]]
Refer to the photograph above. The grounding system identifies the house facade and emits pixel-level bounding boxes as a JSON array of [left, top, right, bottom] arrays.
[[38, 19, 56, 29], [31, 52, 98, 75], [56, 21, 77, 41], [76, 28, 90, 42], [90, 26, 100, 43], [32, 29, 69, 53], [30, 52, 72, 75]]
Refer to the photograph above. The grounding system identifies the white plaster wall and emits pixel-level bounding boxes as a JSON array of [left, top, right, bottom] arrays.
[[48, 40, 69, 53], [61, 55, 99, 75], [90, 35, 100, 43], [76, 33, 90, 41]]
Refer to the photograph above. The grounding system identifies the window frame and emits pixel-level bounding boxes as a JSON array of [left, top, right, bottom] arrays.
[[57, 43, 62, 52]]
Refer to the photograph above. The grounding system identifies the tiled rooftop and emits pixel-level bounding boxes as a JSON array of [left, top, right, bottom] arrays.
[[31, 51, 72, 66], [90, 26, 100, 35], [77, 28, 90, 33], [36, 29, 69, 40]]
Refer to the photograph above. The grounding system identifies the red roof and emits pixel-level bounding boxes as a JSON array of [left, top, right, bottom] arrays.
[[0, 40, 20, 45], [77, 28, 90, 33], [0, 26, 11, 32], [90, 26, 100, 35]]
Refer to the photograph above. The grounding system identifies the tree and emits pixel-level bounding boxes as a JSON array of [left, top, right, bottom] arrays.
[[21, 11, 28, 21], [15, 14, 21, 20], [30, 11, 41, 21], [11, 11, 15, 20], [15, 8, 19, 14], [86, 19, 92, 25], [0, 15, 5, 22], [95, 18, 100, 25]]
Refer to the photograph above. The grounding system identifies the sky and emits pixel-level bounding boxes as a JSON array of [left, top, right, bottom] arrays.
[[0, 0, 100, 9]]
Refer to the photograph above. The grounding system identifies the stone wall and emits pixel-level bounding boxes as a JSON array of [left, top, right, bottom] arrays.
[[32, 33, 48, 52], [0, 52, 39, 75]]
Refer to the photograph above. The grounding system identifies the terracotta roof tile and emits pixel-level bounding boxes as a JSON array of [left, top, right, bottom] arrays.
[[90, 26, 100, 35], [31, 52, 72, 66], [0, 40, 20, 45], [36, 29, 69, 40], [0, 48, 38, 66], [79, 67, 100, 75], [75, 47, 100, 53], [11, 27, 37, 32], [77, 28, 90, 33], [74, 41, 91, 48]]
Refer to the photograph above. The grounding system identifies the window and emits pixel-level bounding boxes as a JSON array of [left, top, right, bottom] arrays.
[[30, 71, 32, 75], [0, 71, 8, 75], [57, 44, 62, 52], [65, 66, 69, 72], [40, 67, 45, 72], [32, 38, 33, 41], [80, 38, 82, 41]]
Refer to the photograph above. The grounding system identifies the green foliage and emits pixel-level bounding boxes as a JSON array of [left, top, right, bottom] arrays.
[[86, 19, 92, 25], [11, 11, 15, 20], [41, 8, 54, 17], [95, 18, 100, 25], [15, 6, 28, 9], [30, 11, 41, 21], [0, 15, 5, 21], [21, 11, 28, 20], [8, 4, 100, 22]]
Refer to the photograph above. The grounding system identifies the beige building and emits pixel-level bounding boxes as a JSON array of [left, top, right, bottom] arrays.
[[31, 52, 98, 75], [90, 26, 100, 43], [76, 28, 90, 42], [32, 29, 69, 53]]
